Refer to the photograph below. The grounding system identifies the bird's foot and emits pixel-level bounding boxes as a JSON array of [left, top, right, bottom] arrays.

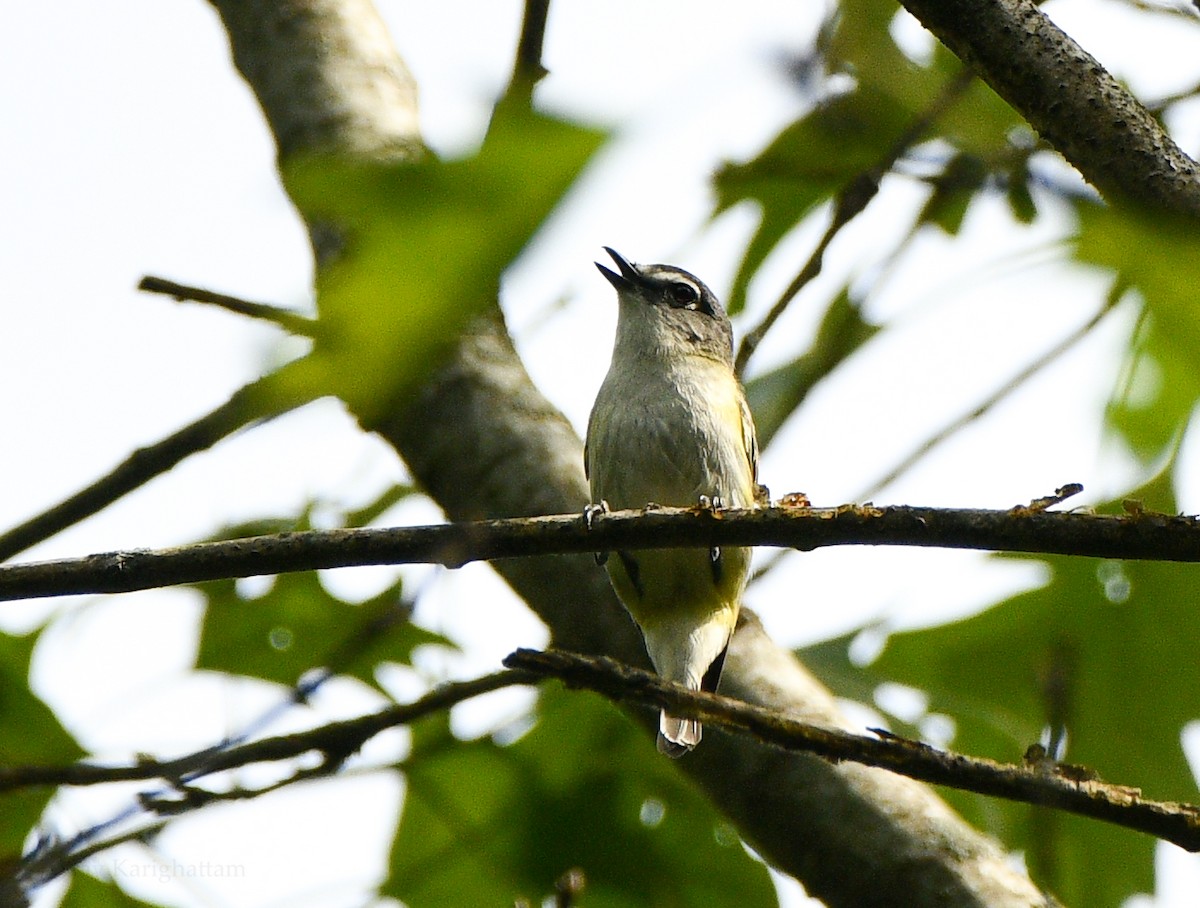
[[584, 501, 610, 565]]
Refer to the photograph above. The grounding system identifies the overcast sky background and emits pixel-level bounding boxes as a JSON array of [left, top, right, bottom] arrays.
[[4, 1, 1200, 906]]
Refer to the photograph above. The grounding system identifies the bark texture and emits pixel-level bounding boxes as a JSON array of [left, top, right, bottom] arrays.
[[898, 0, 1200, 217], [207, 1, 1054, 904]]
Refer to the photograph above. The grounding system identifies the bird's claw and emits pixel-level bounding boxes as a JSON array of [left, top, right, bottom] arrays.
[[583, 500, 610, 530], [584, 501, 611, 565]]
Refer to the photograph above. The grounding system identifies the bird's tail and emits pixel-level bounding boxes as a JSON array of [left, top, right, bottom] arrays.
[[657, 711, 701, 757]]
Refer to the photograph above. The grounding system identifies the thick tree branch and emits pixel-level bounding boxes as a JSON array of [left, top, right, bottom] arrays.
[[3, 496, 1196, 602], [506, 649, 1200, 853], [897, 0, 1200, 217]]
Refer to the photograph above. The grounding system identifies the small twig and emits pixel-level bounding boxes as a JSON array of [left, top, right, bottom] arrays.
[[138, 276, 317, 337], [17, 820, 168, 893], [505, 648, 1200, 852], [1012, 483, 1085, 515], [858, 286, 1123, 500], [735, 69, 975, 375], [8, 497, 1200, 602], [505, 0, 551, 106], [0, 377, 300, 563]]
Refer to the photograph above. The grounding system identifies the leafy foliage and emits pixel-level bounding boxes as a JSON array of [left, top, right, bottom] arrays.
[[801, 470, 1200, 907], [0, 628, 83, 859], [60, 873, 159, 908], [1075, 205, 1200, 460], [385, 686, 776, 908], [271, 103, 603, 425]]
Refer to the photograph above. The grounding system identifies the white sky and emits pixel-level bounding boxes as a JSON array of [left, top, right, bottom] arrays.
[[3, 1, 1200, 906]]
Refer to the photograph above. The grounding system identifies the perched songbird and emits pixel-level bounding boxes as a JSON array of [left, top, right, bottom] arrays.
[[585, 247, 760, 756]]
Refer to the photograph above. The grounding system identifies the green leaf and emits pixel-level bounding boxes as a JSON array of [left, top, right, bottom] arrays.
[[384, 687, 776, 908], [0, 629, 84, 859], [273, 104, 604, 424], [745, 288, 879, 448], [196, 570, 448, 691], [1004, 158, 1038, 225], [1075, 204, 1200, 460], [868, 470, 1194, 906], [715, 86, 913, 314], [916, 153, 987, 236], [60, 872, 160, 908]]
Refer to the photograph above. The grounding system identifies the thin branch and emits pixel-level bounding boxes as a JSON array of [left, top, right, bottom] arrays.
[[11, 670, 529, 891], [0, 670, 526, 795], [506, 0, 551, 106], [735, 70, 975, 375], [0, 377, 300, 563], [138, 276, 317, 336], [858, 283, 1125, 499], [17, 820, 169, 893], [505, 648, 1200, 852], [4, 495, 1200, 602]]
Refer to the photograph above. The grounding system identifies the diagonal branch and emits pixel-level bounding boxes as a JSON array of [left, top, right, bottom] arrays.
[[897, 0, 1200, 217], [3, 495, 1200, 602], [505, 649, 1200, 852], [0, 376, 301, 564], [138, 275, 317, 336], [859, 282, 1125, 499], [11, 670, 529, 890], [735, 69, 974, 375]]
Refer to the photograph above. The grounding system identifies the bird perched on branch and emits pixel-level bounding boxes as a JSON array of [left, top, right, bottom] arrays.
[[586, 247, 760, 756]]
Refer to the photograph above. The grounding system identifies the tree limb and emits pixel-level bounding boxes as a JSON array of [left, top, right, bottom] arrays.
[[4, 495, 1197, 602], [505, 648, 1200, 853], [897, 0, 1200, 217]]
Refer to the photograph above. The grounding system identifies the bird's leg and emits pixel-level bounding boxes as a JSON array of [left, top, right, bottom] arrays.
[[584, 500, 610, 565], [696, 494, 726, 569]]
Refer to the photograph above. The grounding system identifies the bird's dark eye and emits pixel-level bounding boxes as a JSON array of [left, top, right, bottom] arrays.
[[669, 283, 699, 307]]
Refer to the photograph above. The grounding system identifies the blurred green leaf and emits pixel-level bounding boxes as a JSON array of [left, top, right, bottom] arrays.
[[917, 153, 987, 236], [716, 0, 1024, 316], [831, 0, 1020, 154], [194, 502, 451, 691], [867, 469, 1196, 906], [0, 629, 83, 858], [715, 86, 912, 314], [271, 104, 603, 424], [384, 687, 776, 908], [60, 872, 160, 908], [196, 571, 446, 691], [745, 288, 879, 448], [1075, 205, 1200, 460], [1004, 158, 1038, 225]]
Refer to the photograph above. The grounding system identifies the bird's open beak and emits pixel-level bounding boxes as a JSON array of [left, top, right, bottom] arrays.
[[596, 246, 641, 290]]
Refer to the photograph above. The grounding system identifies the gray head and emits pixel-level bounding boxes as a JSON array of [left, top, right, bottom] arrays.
[[596, 247, 734, 366]]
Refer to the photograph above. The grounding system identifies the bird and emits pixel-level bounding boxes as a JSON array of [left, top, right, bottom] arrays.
[[585, 247, 760, 756]]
